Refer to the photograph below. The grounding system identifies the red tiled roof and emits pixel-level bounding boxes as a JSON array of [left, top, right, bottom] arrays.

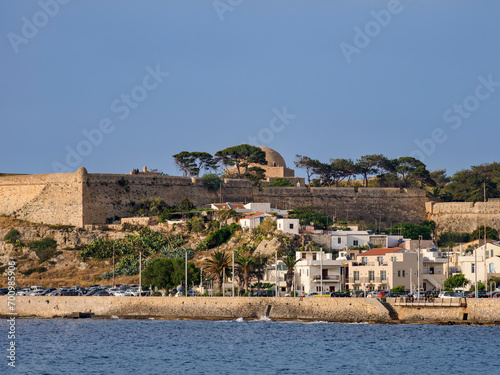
[[232, 204, 246, 209], [242, 212, 267, 219], [359, 247, 403, 257]]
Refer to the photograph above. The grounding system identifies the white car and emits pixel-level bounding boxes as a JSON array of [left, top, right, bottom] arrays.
[[29, 290, 45, 296], [438, 291, 460, 299]]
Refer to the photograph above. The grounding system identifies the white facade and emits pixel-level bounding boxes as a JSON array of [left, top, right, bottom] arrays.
[[277, 218, 300, 235], [239, 213, 272, 229], [331, 231, 371, 250], [458, 243, 500, 287], [295, 251, 342, 293], [330, 231, 404, 250]]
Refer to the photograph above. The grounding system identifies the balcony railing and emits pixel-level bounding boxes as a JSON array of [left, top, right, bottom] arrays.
[[312, 275, 340, 281]]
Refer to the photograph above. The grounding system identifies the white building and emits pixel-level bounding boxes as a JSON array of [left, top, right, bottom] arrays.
[[330, 230, 403, 250], [295, 251, 342, 293], [277, 218, 300, 235], [458, 243, 500, 288], [211, 202, 288, 215], [239, 212, 273, 229]]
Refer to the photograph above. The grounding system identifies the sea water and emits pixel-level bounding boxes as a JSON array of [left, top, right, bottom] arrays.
[[1, 319, 499, 374]]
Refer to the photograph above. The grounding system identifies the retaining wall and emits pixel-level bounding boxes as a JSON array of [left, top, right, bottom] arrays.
[[1, 297, 499, 323], [0, 296, 391, 322]]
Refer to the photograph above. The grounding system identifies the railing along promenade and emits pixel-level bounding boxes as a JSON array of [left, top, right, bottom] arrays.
[[392, 297, 467, 307]]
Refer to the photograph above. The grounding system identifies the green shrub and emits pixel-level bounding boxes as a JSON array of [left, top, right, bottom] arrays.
[[28, 238, 57, 251], [242, 291, 250, 297], [202, 173, 222, 191], [4, 229, 21, 243], [196, 224, 240, 251], [187, 217, 205, 233], [267, 178, 293, 187], [152, 291, 162, 297], [215, 292, 223, 296]]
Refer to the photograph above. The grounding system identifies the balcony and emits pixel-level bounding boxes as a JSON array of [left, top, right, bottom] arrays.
[[312, 275, 340, 282]]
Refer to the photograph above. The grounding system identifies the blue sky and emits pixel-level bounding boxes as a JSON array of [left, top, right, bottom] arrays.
[[1, 0, 499, 178]]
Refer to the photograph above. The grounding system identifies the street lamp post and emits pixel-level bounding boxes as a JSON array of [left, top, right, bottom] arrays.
[[185, 249, 188, 297], [139, 251, 142, 297], [232, 250, 235, 297], [275, 251, 279, 297], [320, 250, 323, 297], [417, 235, 422, 299]]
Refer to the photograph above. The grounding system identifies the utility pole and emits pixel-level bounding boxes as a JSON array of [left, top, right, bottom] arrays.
[[139, 251, 142, 297], [232, 250, 235, 297], [447, 246, 450, 280], [185, 249, 188, 297], [275, 251, 279, 297], [112, 243, 115, 287], [484, 182, 487, 292], [320, 250, 323, 296], [418, 235, 422, 299]]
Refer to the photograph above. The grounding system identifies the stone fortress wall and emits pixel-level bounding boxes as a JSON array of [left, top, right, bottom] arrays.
[[426, 201, 500, 235], [1, 169, 427, 227], [2, 169, 500, 233]]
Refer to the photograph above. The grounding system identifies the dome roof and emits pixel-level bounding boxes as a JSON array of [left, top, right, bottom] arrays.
[[259, 147, 287, 168]]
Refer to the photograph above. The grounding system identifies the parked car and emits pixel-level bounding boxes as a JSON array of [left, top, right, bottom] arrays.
[[438, 291, 461, 299], [331, 291, 350, 298], [29, 290, 46, 296], [41, 288, 56, 295], [16, 288, 31, 296], [92, 290, 111, 296], [59, 290, 80, 296]]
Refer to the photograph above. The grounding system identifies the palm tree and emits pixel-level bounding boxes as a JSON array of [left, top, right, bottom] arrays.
[[216, 209, 237, 226], [236, 254, 256, 294], [282, 250, 299, 294], [205, 250, 231, 294]]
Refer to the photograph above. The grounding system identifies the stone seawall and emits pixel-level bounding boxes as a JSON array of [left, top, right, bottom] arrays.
[[1, 297, 499, 324], [0, 296, 391, 322]]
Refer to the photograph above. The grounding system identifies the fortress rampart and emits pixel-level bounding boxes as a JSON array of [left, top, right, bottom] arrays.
[[426, 201, 500, 235], [3, 170, 500, 233], [0, 170, 427, 227]]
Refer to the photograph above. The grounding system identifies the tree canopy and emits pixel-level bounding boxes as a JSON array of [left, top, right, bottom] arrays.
[[214, 144, 267, 178]]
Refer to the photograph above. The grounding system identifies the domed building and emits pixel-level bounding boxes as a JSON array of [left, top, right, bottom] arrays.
[[258, 146, 295, 178]]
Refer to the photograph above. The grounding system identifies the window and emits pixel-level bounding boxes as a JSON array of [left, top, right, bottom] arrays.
[[369, 271, 375, 282], [377, 256, 384, 264], [289, 223, 294, 229], [391, 256, 397, 262], [354, 271, 359, 281], [402, 270, 405, 277], [353, 240, 359, 246], [490, 263, 495, 273], [302, 253, 306, 259], [380, 271, 386, 281], [338, 238, 342, 244], [397, 270, 401, 277], [312, 254, 317, 261], [362, 257, 367, 264], [471, 263, 475, 273]]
